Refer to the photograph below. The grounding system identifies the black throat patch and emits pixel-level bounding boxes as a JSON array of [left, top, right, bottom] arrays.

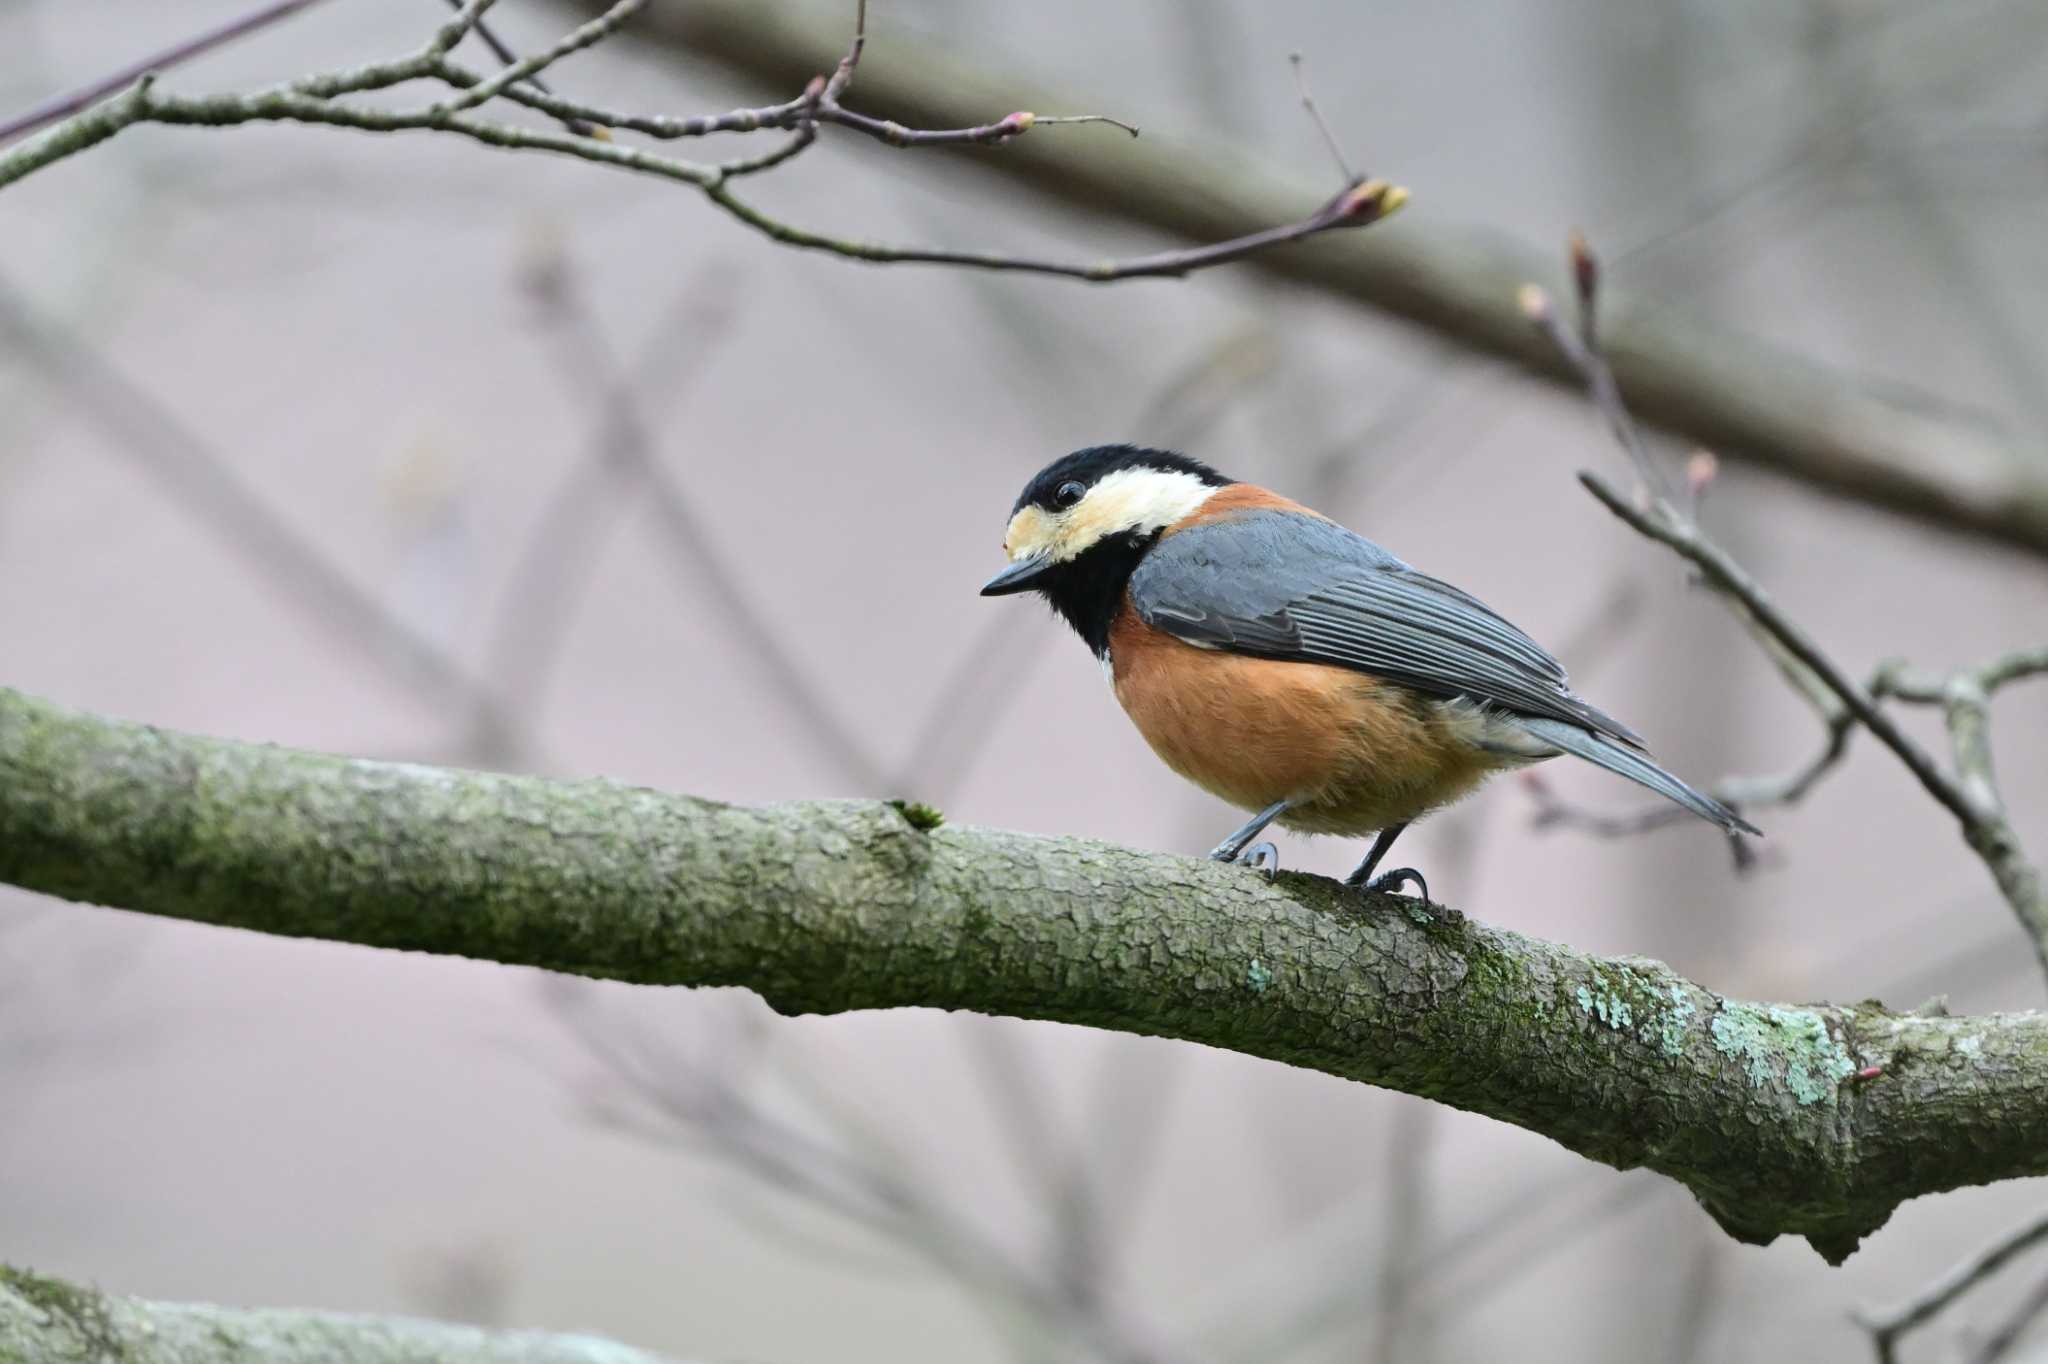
[[1035, 529, 1158, 659]]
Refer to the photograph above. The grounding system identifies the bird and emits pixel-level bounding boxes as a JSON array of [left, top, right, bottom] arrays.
[[979, 443, 1757, 897]]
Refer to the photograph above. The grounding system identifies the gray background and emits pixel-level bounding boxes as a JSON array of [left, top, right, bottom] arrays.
[[3, 0, 2047, 1359]]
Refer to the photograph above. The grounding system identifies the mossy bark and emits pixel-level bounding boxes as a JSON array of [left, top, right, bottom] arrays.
[[0, 1265, 693, 1363], [3, 686, 2044, 1263]]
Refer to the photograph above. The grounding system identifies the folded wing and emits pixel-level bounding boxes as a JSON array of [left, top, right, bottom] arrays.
[[1129, 509, 1643, 747]]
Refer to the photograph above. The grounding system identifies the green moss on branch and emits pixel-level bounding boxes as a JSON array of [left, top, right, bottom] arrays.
[[0, 1263, 696, 1363], [4, 685, 2046, 1263]]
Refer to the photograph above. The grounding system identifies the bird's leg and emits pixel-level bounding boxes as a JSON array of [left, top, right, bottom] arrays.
[[1344, 822, 1428, 899], [1209, 800, 1292, 871]]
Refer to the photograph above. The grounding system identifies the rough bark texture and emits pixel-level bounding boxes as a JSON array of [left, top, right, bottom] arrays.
[[0, 1265, 694, 1364], [562, 0, 2048, 559], [3, 686, 2045, 1263]]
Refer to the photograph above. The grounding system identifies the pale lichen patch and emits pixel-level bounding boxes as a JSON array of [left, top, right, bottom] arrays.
[[1246, 958, 1273, 994], [1573, 963, 1683, 1042], [1710, 1001, 1857, 1105], [1651, 984, 1697, 1057]]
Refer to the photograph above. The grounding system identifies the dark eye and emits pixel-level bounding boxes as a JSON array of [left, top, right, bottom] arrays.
[[1052, 480, 1086, 510]]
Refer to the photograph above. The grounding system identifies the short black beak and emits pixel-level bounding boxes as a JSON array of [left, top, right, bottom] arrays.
[[980, 554, 1054, 597]]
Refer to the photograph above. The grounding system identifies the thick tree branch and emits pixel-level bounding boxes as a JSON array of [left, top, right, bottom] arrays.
[[0, 1264, 696, 1364], [3, 687, 2047, 1264], [572, 0, 2048, 559]]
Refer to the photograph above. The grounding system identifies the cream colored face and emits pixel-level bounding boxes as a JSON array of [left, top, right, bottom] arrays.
[[1001, 466, 1219, 565]]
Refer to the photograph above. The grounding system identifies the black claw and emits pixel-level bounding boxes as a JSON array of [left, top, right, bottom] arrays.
[[1361, 867, 1429, 900]]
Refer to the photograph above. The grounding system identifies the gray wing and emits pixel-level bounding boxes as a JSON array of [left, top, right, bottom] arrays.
[[1130, 509, 1643, 746]]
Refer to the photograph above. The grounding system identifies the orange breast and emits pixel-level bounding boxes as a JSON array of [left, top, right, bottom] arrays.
[[1108, 600, 1503, 835]]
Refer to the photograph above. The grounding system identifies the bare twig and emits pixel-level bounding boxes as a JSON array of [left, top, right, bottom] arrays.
[[606, 0, 2048, 562], [1582, 471, 2048, 973], [437, 0, 602, 136], [1525, 671, 1856, 844], [544, 986, 1185, 1364], [1966, 1267, 2048, 1364], [1524, 234, 2048, 982], [472, 259, 741, 764], [432, 0, 646, 117], [1857, 1209, 2048, 1364], [0, 0, 1402, 290], [1287, 53, 1354, 184], [699, 175, 1407, 281], [1873, 647, 2048, 967], [524, 257, 889, 791], [1517, 282, 1673, 503], [0, 0, 334, 146], [0, 276, 519, 758]]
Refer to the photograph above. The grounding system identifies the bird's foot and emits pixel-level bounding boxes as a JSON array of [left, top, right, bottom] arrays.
[[1236, 841, 1281, 877], [1210, 839, 1281, 877], [1351, 866, 1429, 900]]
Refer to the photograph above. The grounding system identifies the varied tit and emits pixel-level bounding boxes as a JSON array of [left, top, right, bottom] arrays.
[[980, 444, 1757, 897]]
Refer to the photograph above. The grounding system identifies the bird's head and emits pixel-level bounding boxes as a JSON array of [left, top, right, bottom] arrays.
[[980, 444, 1233, 599]]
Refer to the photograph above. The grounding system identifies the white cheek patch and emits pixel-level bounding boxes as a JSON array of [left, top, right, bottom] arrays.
[[1036, 468, 1218, 563], [1069, 468, 1217, 552]]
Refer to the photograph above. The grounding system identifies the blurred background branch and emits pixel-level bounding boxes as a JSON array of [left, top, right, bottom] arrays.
[[569, 0, 2048, 559], [1520, 237, 2048, 987], [0, 0, 1407, 281]]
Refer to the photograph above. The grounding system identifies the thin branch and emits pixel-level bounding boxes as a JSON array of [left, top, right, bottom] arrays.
[[472, 73, 1135, 149], [1525, 670, 1857, 844], [437, 0, 602, 135], [1518, 281, 1674, 504], [1857, 1210, 2048, 1364], [524, 258, 891, 792], [431, 0, 645, 116], [1580, 476, 1937, 803], [1966, 1267, 2048, 1364], [1287, 52, 1354, 184], [611, 0, 2048, 560], [471, 261, 741, 764], [701, 176, 1406, 281], [1581, 471, 2048, 974], [0, 276, 520, 758], [0, 0, 1402, 294], [0, 0, 334, 145], [1524, 234, 2048, 984], [547, 989, 1182, 1364]]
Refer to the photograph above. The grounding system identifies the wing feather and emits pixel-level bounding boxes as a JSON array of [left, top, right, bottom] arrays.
[[1129, 509, 1642, 746]]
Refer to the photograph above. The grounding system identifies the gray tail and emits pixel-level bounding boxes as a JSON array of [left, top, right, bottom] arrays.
[[1516, 717, 1761, 837]]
